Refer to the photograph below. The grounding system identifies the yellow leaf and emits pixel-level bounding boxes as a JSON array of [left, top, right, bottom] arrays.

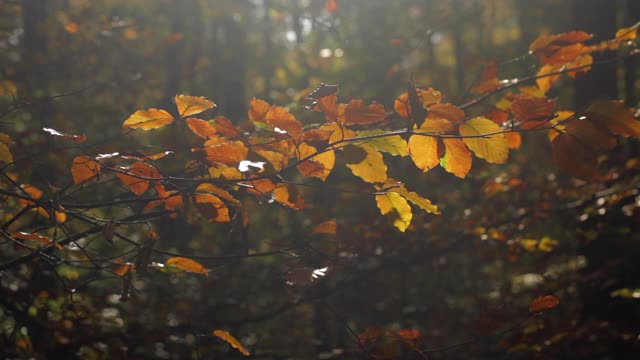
[[344, 144, 387, 183], [440, 138, 472, 178], [166, 257, 208, 275], [296, 142, 335, 181], [538, 236, 559, 252], [536, 64, 561, 94], [357, 130, 408, 156], [71, 156, 101, 184], [408, 135, 439, 173], [213, 330, 250, 356], [123, 108, 174, 130], [391, 186, 439, 215], [175, 95, 215, 117], [459, 117, 509, 164], [376, 191, 412, 232]]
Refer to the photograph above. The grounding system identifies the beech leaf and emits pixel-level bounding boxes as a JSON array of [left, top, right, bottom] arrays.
[[123, 108, 174, 130], [175, 95, 215, 117], [459, 117, 509, 164], [71, 156, 102, 184], [166, 257, 208, 275], [212, 330, 250, 356]]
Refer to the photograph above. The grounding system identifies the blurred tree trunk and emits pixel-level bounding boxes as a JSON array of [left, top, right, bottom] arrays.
[[572, 0, 618, 108]]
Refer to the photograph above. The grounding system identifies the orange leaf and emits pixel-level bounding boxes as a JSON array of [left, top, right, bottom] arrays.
[[529, 295, 560, 314], [265, 106, 303, 136], [248, 97, 271, 124], [166, 257, 208, 275], [212, 116, 242, 138], [394, 92, 412, 118], [313, 219, 337, 235], [111, 262, 134, 276], [116, 162, 161, 195], [71, 156, 102, 184], [511, 95, 556, 129], [175, 95, 215, 117], [536, 64, 561, 94], [427, 103, 466, 123], [529, 31, 592, 65], [325, 0, 338, 13], [440, 138, 472, 178], [11, 232, 62, 249], [505, 132, 522, 149], [272, 184, 306, 210], [212, 330, 250, 356], [201, 137, 249, 166], [123, 108, 174, 130], [186, 118, 217, 139], [194, 193, 230, 222], [43, 127, 86, 143], [567, 54, 593, 78], [296, 142, 335, 181], [342, 100, 387, 126], [472, 59, 500, 94]]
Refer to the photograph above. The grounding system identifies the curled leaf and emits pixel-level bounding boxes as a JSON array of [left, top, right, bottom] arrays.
[[213, 330, 250, 356]]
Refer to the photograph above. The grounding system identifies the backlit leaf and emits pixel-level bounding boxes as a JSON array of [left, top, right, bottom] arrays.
[[376, 191, 412, 232], [408, 135, 439, 173], [272, 184, 306, 210], [357, 130, 408, 156], [194, 193, 230, 222], [567, 54, 593, 78], [175, 95, 215, 117], [201, 137, 249, 166], [71, 156, 101, 184], [529, 31, 592, 65], [536, 64, 561, 94], [166, 257, 208, 275], [440, 139, 472, 178], [427, 103, 465, 123], [248, 97, 270, 124], [392, 185, 439, 215], [529, 295, 560, 314], [212, 116, 242, 138], [213, 330, 250, 356], [186, 118, 217, 139], [296, 142, 335, 181], [342, 100, 387, 126], [116, 162, 161, 195], [344, 144, 387, 183], [459, 117, 509, 164], [265, 106, 302, 136], [123, 108, 174, 130]]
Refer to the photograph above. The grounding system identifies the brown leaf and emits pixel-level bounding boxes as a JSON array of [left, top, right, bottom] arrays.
[[511, 95, 557, 129], [529, 31, 592, 65]]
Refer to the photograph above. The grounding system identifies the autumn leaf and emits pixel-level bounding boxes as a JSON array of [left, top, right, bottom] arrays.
[[308, 83, 340, 122], [175, 95, 215, 117], [212, 116, 242, 138], [166, 257, 208, 275], [186, 118, 217, 139], [376, 191, 412, 232], [265, 106, 302, 136], [529, 31, 592, 65], [427, 103, 465, 123], [71, 156, 102, 184], [529, 295, 560, 314], [43, 127, 87, 143], [194, 193, 231, 222], [567, 54, 593, 78], [11, 232, 63, 249], [357, 130, 408, 156], [325, 0, 338, 13], [296, 142, 335, 181], [123, 108, 174, 130], [536, 64, 561, 94], [213, 330, 250, 356], [511, 95, 557, 129], [116, 162, 161, 195], [440, 138, 472, 178], [408, 135, 439, 173], [585, 100, 640, 138], [200, 137, 249, 166], [459, 117, 509, 164], [342, 100, 387, 126], [272, 184, 306, 210], [312, 219, 337, 236], [472, 59, 500, 94], [344, 144, 387, 183]]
